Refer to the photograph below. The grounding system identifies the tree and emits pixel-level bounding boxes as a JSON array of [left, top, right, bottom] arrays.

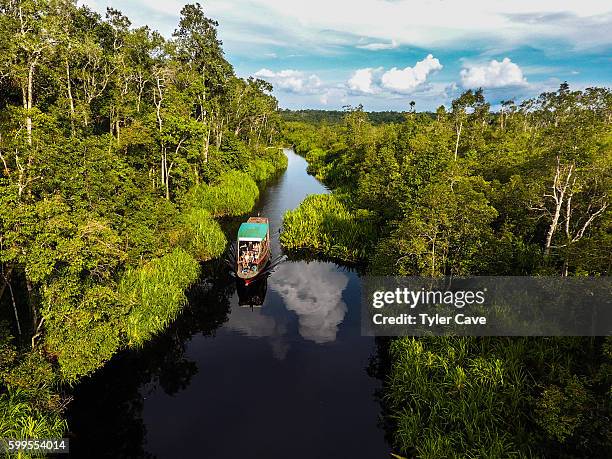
[[451, 88, 489, 160]]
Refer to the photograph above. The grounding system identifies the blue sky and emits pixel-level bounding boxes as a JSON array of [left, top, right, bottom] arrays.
[[81, 0, 612, 111]]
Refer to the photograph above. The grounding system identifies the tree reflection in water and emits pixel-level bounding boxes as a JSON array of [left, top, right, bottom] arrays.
[[67, 150, 389, 458], [67, 259, 235, 458]]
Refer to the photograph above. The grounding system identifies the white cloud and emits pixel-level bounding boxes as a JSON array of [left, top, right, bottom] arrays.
[[211, 0, 611, 52], [347, 55, 442, 96], [348, 68, 376, 94], [380, 54, 443, 93], [319, 87, 349, 106], [254, 68, 323, 94], [460, 58, 528, 88], [80, 1, 612, 54], [357, 39, 398, 51]]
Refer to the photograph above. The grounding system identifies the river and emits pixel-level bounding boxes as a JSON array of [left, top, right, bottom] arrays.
[[67, 149, 390, 458]]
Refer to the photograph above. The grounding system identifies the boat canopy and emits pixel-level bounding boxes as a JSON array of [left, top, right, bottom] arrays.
[[238, 222, 268, 242]]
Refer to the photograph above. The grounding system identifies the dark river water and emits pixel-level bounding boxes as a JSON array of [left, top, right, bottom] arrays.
[[67, 149, 390, 458]]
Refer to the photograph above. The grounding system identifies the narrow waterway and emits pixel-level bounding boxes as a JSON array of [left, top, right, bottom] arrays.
[[68, 149, 389, 458]]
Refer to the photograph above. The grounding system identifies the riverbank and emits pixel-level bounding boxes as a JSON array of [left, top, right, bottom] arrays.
[[280, 92, 612, 457], [66, 149, 389, 458], [0, 149, 287, 455]]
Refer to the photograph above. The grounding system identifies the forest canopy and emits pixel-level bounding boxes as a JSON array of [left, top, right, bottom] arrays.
[[281, 84, 612, 457], [0, 0, 285, 444]]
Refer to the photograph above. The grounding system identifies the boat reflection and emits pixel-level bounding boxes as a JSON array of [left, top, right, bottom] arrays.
[[237, 276, 268, 308], [227, 259, 351, 359]]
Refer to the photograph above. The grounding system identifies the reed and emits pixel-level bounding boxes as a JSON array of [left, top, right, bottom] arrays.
[[280, 194, 376, 262], [172, 208, 227, 261], [120, 248, 200, 347], [184, 170, 259, 217], [0, 389, 67, 458], [385, 336, 542, 457]]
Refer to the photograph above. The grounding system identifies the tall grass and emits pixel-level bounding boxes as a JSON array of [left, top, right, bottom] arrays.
[[172, 208, 227, 261], [245, 153, 287, 181], [386, 337, 540, 458], [280, 194, 376, 262], [120, 248, 200, 347], [184, 170, 259, 217], [385, 336, 612, 457], [0, 388, 67, 458]]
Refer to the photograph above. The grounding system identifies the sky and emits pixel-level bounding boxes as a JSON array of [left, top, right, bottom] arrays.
[[80, 0, 612, 111]]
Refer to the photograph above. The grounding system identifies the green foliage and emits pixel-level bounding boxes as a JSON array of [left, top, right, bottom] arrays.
[[280, 194, 376, 262], [245, 159, 277, 181], [119, 248, 200, 347], [244, 149, 288, 181], [0, 0, 285, 439], [0, 389, 67, 457], [280, 109, 425, 125], [184, 170, 260, 217], [372, 177, 498, 276], [173, 208, 227, 261], [386, 337, 611, 458], [535, 377, 590, 443], [43, 281, 123, 382], [387, 337, 529, 457]]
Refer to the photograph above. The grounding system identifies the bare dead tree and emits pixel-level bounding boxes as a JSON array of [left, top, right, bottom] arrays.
[[537, 157, 609, 262]]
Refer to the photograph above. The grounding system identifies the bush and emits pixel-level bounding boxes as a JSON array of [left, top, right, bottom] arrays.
[[120, 248, 200, 347]]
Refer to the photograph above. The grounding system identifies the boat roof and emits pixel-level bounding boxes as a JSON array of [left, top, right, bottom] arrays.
[[238, 222, 268, 241]]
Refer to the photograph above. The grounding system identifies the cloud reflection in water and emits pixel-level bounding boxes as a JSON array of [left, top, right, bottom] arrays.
[[225, 261, 349, 359], [225, 304, 290, 360], [270, 261, 348, 344]]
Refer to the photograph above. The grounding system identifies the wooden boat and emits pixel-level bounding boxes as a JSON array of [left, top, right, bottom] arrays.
[[236, 217, 271, 282]]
